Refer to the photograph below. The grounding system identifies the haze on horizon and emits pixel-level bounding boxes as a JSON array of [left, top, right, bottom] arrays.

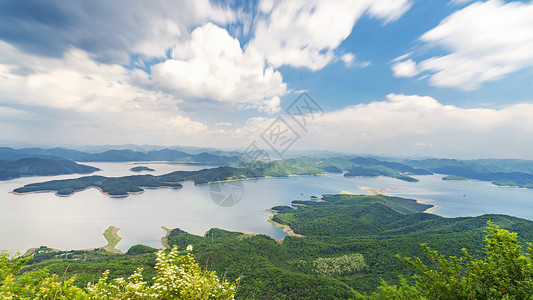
[[1, 0, 533, 159]]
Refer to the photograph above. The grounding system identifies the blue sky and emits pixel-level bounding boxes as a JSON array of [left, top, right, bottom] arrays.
[[0, 0, 533, 159]]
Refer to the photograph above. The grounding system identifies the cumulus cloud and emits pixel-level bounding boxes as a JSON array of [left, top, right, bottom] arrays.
[[249, 0, 412, 70], [393, 0, 533, 90], [148, 23, 286, 113], [0, 40, 214, 145], [0, 41, 176, 113]]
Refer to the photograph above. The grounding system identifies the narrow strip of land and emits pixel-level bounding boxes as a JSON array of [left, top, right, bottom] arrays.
[[102, 226, 123, 254], [358, 187, 439, 213]]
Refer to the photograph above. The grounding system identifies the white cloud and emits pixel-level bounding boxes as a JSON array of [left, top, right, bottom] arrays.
[[341, 53, 356, 66], [391, 59, 420, 77], [258, 96, 282, 114], [249, 0, 412, 71], [0, 40, 216, 145], [449, 0, 475, 5], [394, 0, 533, 90], [0, 42, 176, 113], [235, 94, 533, 158], [303, 93, 533, 158], [148, 23, 286, 113]]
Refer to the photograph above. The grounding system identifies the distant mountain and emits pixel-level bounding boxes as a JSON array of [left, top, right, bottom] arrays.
[[77, 150, 152, 162], [146, 149, 189, 161], [0, 158, 99, 181], [74, 144, 241, 156], [0, 147, 86, 161], [0, 147, 240, 164], [275, 156, 431, 182], [403, 158, 533, 188]]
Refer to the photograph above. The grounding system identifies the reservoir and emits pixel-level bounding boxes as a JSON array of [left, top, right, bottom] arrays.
[[1, 162, 533, 254]]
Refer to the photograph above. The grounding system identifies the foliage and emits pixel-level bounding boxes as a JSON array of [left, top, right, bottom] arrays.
[[126, 245, 157, 255], [0, 247, 237, 299], [362, 222, 533, 299], [86, 246, 237, 299], [313, 253, 367, 276]]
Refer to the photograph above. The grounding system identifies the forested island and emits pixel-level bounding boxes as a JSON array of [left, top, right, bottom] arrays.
[[129, 166, 155, 172], [12, 155, 533, 197], [15, 193, 533, 298], [12, 163, 322, 197]]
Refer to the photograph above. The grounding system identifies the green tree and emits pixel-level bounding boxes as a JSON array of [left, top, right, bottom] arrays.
[[361, 222, 533, 299], [0, 246, 237, 299]]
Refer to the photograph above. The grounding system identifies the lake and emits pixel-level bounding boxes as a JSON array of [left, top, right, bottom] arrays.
[[1, 162, 533, 254]]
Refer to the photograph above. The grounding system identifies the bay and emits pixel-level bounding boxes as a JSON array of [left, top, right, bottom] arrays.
[[1, 162, 533, 254]]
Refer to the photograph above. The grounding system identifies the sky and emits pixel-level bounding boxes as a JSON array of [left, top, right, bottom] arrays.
[[1, 0, 533, 159]]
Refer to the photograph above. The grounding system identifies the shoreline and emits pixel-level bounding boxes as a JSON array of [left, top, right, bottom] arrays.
[[264, 212, 304, 239], [424, 205, 440, 213], [11, 184, 183, 198], [358, 186, 439, 213], [10, 173, 322, 198], [193, 173, 324, 186], [161, 226, 171, 249], [359, 187, 412, 196]]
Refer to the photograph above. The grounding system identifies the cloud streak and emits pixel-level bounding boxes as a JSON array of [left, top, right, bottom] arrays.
[[393, 0, 533, 90]]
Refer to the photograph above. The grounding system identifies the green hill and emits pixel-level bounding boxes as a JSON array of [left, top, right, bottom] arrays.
[[0, 158, 99, 181], [20, 194, 533, 298]]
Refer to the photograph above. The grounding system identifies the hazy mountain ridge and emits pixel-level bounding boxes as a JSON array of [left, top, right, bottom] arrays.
[[0, 147, 240, 164]]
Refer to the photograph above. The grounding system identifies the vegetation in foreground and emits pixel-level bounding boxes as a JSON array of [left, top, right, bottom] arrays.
[[0, 246, 236, 299], [362, 222, 533, 299]]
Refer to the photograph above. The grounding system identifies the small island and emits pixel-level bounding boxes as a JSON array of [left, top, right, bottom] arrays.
[[130, 166, 155, 172], [442, 175, 467, 181]]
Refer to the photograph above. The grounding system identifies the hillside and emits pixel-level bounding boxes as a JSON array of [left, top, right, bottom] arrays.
[[0, 158, 99, 181], [20, 194, 533, 298]]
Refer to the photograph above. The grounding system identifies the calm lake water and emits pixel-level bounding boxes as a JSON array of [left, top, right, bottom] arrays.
[[1, 162, 533, 254]]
